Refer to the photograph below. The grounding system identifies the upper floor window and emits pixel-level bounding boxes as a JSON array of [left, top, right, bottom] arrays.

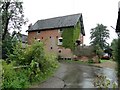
[[58, 37, 63, 45], [37, 31, 41, 34], [58, 29, 63, 34]]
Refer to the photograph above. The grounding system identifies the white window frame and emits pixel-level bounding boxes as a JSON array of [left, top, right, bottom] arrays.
[[37, 31, 41, 35], [58, 37, 63, 45]]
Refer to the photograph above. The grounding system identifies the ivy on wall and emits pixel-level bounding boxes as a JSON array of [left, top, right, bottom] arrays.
[[62, 21, 81, 50]]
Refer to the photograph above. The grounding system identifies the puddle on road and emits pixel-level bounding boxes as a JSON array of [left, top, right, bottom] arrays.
[[82, 78, 94, 88], [62, 64, 117, 88]]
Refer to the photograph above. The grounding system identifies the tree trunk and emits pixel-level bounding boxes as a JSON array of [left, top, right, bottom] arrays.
[[2, 2, 10, 40], [2, 17, 10, 40]]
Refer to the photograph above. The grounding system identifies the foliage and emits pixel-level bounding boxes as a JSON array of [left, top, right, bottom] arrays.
[[1, 1, 27, 40], [93, 74, 118, 88], [73, 21, 81, 43], [1, 1, 27, 59], [88, 59, 94, 63], [100, 59, 108, 63], [117, 38, 120, 80], [63, 59, 92, 65], [5, 41, 59, 88], [7, 42, 25, 65], [2, 35, 18, 59], [94, 44, 104, 58], [111, 39, 118, 61], [0, 60, 2, 88], [2, 61, 30, 88], [8, 41, 59, 67], [104, 46, 113, 58], [62, 27, 74, 50], [90, 24, 110, 50], [112, 36, 120, 87], [62, 22, 80, 50]]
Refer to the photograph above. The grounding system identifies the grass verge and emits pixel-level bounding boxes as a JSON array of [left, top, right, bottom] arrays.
[[61, 59, 92, 65]]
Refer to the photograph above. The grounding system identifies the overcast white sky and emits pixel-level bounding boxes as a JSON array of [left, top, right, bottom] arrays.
[[22, 0, 119, 45]]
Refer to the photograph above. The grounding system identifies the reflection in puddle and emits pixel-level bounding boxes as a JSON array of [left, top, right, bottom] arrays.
[[82, 78, 94, 88]]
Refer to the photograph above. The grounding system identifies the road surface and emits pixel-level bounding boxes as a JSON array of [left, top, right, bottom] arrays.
[[32, 61, 117, 88]]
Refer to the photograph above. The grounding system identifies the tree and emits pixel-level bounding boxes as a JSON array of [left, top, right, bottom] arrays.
[[111, 39, 118, 60], [117, 37, 120, 87], [90, 24, 110, 50], [1, 1, 27, 40], [1, 1, 27, 59]]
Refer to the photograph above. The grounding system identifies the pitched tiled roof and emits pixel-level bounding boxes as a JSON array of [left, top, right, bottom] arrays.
[[28, 13, 85, 35]]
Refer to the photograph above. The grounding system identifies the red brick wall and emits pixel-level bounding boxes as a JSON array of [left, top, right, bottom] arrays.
[[28, 29, 74, 58]]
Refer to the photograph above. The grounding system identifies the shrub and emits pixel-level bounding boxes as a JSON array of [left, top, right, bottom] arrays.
[[88, 59, 94, 63], [8, 41, 45, 65], [6, 41, 59, 87], [93, 74, 118, 88], [2, 61, 30, 88], [94, 44, 103, 58], [7, 42, 25, 65]]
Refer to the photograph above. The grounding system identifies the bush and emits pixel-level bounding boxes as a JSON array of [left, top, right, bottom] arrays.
[[88, 59, 94, 63], [93, 74, 118, 88], [5, 41, 59, 88], [2, 61, 30, 88]]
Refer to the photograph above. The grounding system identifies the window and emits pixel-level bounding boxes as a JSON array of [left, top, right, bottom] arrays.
[[50, 36, 51, 38], [38, 31, 41, 33], [37, 39, 40, 42], [58, 37, 63, 45], [59, 50, 61, 53], [42, 37, 43, 39], [58, 49, 62, 53], [59, 39, 62, 42], [51, 47, 53, 49], [37, 31, 41, 35], [56, 36, 58, 38], [58, 29, 63, 33], [76, 40, 81, 46]]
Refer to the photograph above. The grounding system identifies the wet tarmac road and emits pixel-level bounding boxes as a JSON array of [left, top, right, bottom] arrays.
[[32, 61, 117, 88]]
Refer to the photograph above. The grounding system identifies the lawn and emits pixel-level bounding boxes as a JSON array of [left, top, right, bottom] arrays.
[[100, 59, 109, 63], [61, 59, 92, 64]]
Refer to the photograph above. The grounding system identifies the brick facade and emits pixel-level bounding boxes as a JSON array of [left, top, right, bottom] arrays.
[[28, 29, 84, 58]]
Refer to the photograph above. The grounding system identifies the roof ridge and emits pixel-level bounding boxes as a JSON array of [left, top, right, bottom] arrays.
[[37, 13, 81, 21]]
